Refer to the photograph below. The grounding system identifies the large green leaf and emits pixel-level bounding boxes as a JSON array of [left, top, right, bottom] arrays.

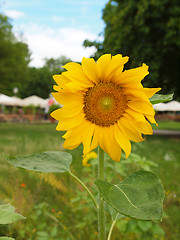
[[108, 204, 125, 221], [0, 204, 15, 212], [95, 171, 165, 221], [149, 93, 173, 104], [0, 237, 15, 240], [7, 151, 72, 173], [0, 204, 25, 224]]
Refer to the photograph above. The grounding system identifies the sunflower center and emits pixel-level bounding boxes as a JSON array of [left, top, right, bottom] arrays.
[[83, 82, 127, 127], [99, 96, 115, 111]]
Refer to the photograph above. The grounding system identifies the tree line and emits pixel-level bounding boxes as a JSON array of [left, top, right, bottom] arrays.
[[84, 0, 180, 99], [0, 14, 71, 99]]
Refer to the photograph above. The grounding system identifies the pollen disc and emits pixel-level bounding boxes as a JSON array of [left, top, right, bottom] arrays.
[[83, 82, 127, 127]]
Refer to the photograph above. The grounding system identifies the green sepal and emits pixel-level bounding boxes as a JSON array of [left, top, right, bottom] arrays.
[[95, 171, 165, 221], [7, 151, 72, 173], [149, 93, 173, 104]]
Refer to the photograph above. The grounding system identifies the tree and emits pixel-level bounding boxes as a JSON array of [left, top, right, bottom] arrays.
[[84, 0, 180, 98], [20, 55, 72, 99], [43, 55, 71, 75], [0, 14, 31, 96], [20, 67, 52, 99]]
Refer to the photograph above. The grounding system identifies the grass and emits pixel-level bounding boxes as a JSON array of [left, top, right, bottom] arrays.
[[0, 122, 180, 240], [153, 120, 180, 130]]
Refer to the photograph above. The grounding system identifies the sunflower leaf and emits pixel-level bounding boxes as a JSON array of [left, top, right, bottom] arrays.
[[7, 151, 72, 173], [0, 204, 25, 224], [108, 204, 126, 221], [95, 171, 165, 221], [149, 93, 173, 104]]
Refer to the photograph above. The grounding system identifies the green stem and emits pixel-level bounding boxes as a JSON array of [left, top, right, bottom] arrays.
[[46, 212, 77, 240], [98, 147, 106, 240], [107, 219, 117, 240], [69, 171, 98, 209]]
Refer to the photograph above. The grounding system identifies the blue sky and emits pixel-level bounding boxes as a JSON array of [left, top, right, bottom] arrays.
[[1, 0, 106, 66]]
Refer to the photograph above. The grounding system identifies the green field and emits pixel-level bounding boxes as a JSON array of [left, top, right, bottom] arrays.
[[153, 121, 180, 131], [0, 122, 180, 240]]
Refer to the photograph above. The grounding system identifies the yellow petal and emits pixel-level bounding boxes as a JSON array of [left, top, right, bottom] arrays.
[[96, 54, 112, 81], [53, 85, 70, 93], [145, 114, 158, 126], [66, 82, 87, 93], [140, 121, 153, 135], [82, 57, 99, 83], [98, 127, 111, 155], [62, 62, 94, 90], [143, 88, 161, 98], [63, 136, 81, 150], [105, 54, 129, 81], [89, 125, 100, 152], [56, 111, 85, 131], [124, 113, 153, 135], [51, 101, 83, 119], [53, 74, 70, 86], [125, 108, 145, 122], [63, 71, 94, 89], [124, 88, 149, 102], [82, 122, 95, 155], [118, 117, 144, 142], [63, 119, 88, 149], [52, 91, 83, 106], [127, 100, 155, 115], [63, 62, 80, 70], [98, 126, 121, 162], [113, 64, 149, 85], [114, 124, 131, 158]]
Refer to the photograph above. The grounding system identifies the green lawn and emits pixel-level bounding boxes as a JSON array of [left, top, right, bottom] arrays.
[[0, 122, 180, 240], [153, 120, 180, 130]]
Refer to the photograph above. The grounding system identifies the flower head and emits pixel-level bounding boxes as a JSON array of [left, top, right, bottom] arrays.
[[51, 54, 160, 161], [82, 151, 98, 167]]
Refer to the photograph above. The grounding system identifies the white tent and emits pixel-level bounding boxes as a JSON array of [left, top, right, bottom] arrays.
[[11, 96, 24, 107], [153, 101, 180, 112], [165, 100, 180, 111], [0, 94, 15, 106], [153, 103, 167, 111], [22, 95, 48, 108]]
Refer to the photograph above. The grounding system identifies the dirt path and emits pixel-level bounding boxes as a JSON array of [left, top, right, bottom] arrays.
[[153, 129, 180, 137]]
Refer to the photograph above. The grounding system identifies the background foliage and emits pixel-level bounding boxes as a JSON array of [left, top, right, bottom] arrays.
[[0, 14, 30, 96], [0, 14, 71, 99], [84, 0, 180, 99]]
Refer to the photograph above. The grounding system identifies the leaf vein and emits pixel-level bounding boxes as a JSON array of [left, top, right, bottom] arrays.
[[113, 185, 144, 214]]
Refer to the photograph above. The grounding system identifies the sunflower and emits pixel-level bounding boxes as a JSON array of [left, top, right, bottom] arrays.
[[51, 54, 160, 162], [82, 151, 98, 167]]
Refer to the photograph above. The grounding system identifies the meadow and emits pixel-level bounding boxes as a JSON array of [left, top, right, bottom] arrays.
[[0, 122, 180, 240]]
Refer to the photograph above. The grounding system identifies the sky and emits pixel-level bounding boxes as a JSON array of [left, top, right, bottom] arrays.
[[0, 0, 106, 67]]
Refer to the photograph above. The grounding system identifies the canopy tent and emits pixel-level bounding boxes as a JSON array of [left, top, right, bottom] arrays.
[[0, 94, 15, 106], [11, 96, 24, 107], [153, 101, 180, 112], [153, 103, 167, 111], [165, 101, 180, 111], [0, 94, 61, 109], [22, 95, 48, 108]]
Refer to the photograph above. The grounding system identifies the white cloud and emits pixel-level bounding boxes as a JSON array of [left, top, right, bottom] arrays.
[[15, 23, 99, 67], [4, 10, 24, 19]]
